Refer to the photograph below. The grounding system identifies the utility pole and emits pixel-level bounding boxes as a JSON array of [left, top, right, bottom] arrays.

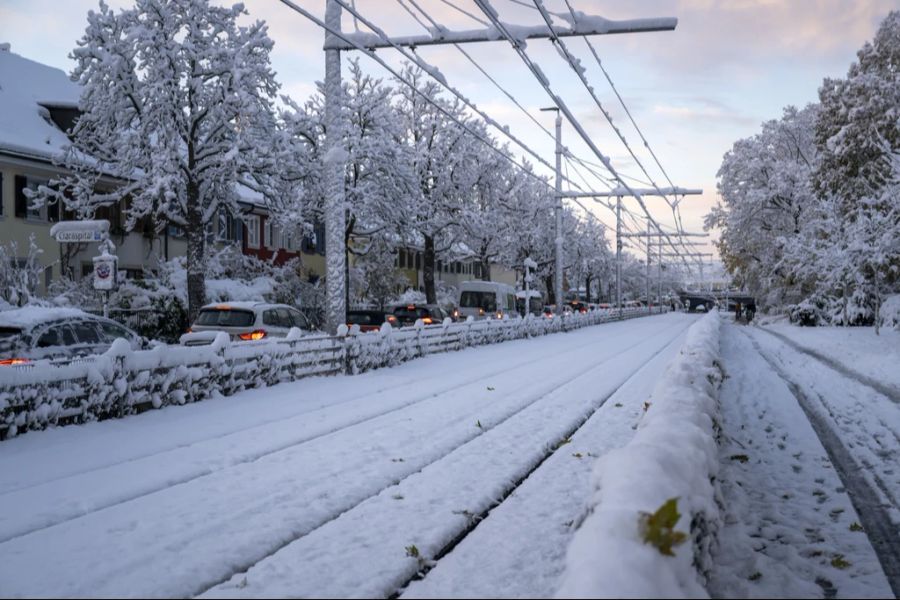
[[616, 195, 622, 314], [541, 107, 564, 312], [599, 189, 704, 317], [626, 230, 709, 311], [323, 0, 346, 334], [645, 219, 651, 310], [315, 1, 677, 332]]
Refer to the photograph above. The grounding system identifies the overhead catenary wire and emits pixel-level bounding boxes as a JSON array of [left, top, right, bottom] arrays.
[[276, 0, 561, 198], [389, 0, 669, 250], [562, 0, 687, 234], [503, 0, 695, 254], [472, 0, 692, 267], [343, 0, 631, 240], [528, 0, 692, 264]]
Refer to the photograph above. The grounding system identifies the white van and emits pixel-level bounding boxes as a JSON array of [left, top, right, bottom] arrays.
[[458, 280, 518, 320]]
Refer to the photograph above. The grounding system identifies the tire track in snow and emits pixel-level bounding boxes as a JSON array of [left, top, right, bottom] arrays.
[[744, 330, 900, 597], [189, 318, 695, 599], [0, 318, 685, 547], [754, 325, 900, 404]]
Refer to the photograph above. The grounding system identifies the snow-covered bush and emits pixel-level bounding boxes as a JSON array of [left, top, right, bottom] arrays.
[[557, 311, 722, 598], [0, 235, 48, 308], [881, 294, 900, 331]]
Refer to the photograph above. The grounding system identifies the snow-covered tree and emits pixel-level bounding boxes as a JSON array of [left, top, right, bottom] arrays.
[[706, 104, 819, 307], [38, 0, 282, 321], [814, 10, 900, 209], [393, 65, 479, 304]]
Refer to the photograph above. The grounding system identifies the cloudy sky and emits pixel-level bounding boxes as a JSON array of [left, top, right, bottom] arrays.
[[1, 0, 895, 263]]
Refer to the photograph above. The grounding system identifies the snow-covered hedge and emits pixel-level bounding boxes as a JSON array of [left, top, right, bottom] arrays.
[[0, 307, 659, 439], [557, 310, 723, 599]]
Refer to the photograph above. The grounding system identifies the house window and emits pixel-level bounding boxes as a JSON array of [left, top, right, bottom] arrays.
[[14, 175, 48, 220], [264, 220, 272, 249], [414, 252, 421, 270], [246, 215, 260, 249]]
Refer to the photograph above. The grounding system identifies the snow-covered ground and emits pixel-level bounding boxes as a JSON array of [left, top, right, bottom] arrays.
[[761, 321, 900, 396], [709, 319, 898, 598], [0, 312, 699, 598]]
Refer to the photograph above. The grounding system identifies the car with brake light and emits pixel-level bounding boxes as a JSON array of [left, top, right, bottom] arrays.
[[180, 302, 312, 346], [390, 304, 449, 328], [0, 307, 144, 365], [346, 310, 398, 332]]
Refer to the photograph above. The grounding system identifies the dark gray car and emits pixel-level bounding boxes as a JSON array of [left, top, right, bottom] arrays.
[[0, 307, 143, 365]]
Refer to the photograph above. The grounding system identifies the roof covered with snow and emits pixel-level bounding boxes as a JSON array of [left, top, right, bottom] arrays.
[[0, 45, 80, 161], [0, 306, 89, 329]]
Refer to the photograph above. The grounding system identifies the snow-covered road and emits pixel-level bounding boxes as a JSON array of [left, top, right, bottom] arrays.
[[710, 321, 898, 599], [0, 312, 698, 598]]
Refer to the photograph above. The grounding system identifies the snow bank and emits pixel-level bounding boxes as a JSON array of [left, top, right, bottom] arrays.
[[556, 311, 722, 599], [881, 294, 900, 331]]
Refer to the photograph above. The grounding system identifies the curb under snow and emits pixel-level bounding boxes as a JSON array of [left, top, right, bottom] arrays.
[[556, 311, 722, 599]]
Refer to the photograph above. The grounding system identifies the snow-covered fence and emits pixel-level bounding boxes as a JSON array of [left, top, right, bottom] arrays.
[[557, 310, 723, 599], [0, 307, 659, 439]]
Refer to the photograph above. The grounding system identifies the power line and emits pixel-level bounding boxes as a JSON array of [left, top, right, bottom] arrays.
[[276, 0, 559, 197], [472, 0, 692, 267]]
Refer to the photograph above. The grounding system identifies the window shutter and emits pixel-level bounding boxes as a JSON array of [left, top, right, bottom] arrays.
[[14, 175, 27, 218]]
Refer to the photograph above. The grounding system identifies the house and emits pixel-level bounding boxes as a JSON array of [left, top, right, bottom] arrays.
[[0, 44, 188, 291]]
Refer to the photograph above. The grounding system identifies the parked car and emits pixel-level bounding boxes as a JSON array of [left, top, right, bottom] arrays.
[[346, 309, 398, 332], [542, 304, 574, 318], [0, 306, 144, 365], [566, 300, 589, 314], [180, 302, 312, 346], [390, 304, 450, 328], [458, 280, 518, 320]]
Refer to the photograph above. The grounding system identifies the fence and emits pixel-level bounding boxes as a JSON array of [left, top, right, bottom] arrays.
[[0, 307, 660, 439]]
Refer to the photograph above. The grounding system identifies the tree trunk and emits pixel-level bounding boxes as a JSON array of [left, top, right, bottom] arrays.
[[423, 234, 436, 304], [185, 182, 206, 325], [480, 256, 491, 281], [842, 282, 849, 327], [585, 275, 592, 303], [545, 274, 555, 305], [345, 211, 353, 313]]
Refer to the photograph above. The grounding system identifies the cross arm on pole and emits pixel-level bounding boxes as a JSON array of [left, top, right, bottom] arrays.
[[566, 187, 702, 199], [324, 17, 677, 50], [621, 232, 708, 238]]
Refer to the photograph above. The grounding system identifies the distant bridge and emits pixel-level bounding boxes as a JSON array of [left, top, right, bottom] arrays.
[[677, 290, 755, 312]]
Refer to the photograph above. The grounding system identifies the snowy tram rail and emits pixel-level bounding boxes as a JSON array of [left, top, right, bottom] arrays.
[[0, 312, 707, 598]]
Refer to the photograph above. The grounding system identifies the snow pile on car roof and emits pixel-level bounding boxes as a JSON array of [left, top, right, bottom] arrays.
[[0, 306, 88, 329]]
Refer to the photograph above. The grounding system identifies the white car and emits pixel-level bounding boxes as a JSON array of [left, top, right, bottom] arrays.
[[180, 302, 313, 346]]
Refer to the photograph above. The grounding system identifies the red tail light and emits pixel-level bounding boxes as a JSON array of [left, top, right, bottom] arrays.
[[0, 358, 30, 366], [238, 329, 267, 341]]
